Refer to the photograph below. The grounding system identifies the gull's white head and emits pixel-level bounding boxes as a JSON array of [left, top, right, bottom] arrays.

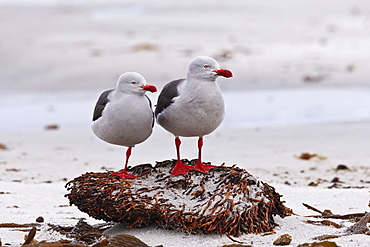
[[187, 56, 233, 81], [116, 72, 157, 95]]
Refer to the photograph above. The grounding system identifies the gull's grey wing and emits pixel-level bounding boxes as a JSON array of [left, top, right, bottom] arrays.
[[154, 79, 184, 118], [92, 89, 114, 121]]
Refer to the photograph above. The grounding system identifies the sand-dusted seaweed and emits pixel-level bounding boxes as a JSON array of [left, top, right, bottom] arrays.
[[65, 159, 292, 237]]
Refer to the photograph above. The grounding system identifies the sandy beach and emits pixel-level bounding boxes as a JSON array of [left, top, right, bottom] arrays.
[[1, 1, 370, 246]]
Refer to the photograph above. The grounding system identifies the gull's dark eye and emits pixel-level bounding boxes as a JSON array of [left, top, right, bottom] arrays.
[[131, 81, 137, 85], [203, 64, 209, 69]]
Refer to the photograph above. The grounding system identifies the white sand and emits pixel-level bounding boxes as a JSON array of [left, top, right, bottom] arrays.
[[1, 0, 369, 246]]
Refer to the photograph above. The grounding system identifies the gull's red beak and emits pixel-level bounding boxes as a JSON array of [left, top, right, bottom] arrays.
[[213, 68, 233, 78], [140, 84, 157, 93]]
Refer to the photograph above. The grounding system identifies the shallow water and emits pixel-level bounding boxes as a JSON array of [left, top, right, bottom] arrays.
[[1, 86, 370, 131], [224, 86, 370, 127]]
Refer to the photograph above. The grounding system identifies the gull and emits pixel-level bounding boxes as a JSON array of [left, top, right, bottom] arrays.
[[155, 56, 233, 175], [92, 72, 157, 178]]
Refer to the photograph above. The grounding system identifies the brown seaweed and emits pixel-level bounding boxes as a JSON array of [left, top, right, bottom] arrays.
[[65, 160, 292, 237], [302, 203, 370, 240]]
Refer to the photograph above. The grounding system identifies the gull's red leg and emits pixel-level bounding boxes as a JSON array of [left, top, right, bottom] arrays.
[[171, 137, 194, 175], [111, 147, 137, 179], [197, 136, 203, 164], [194, 137, 217, 173]]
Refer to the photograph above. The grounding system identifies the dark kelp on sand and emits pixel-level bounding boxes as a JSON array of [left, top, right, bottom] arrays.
[[65, 160, 292, 237]]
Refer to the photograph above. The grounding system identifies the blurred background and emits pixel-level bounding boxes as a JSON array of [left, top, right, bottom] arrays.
[[1, 0, 370, 128], [1, 2, 370, 245]]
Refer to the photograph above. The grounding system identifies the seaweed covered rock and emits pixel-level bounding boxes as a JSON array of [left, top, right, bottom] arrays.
[[65, 160, 292, 237]]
